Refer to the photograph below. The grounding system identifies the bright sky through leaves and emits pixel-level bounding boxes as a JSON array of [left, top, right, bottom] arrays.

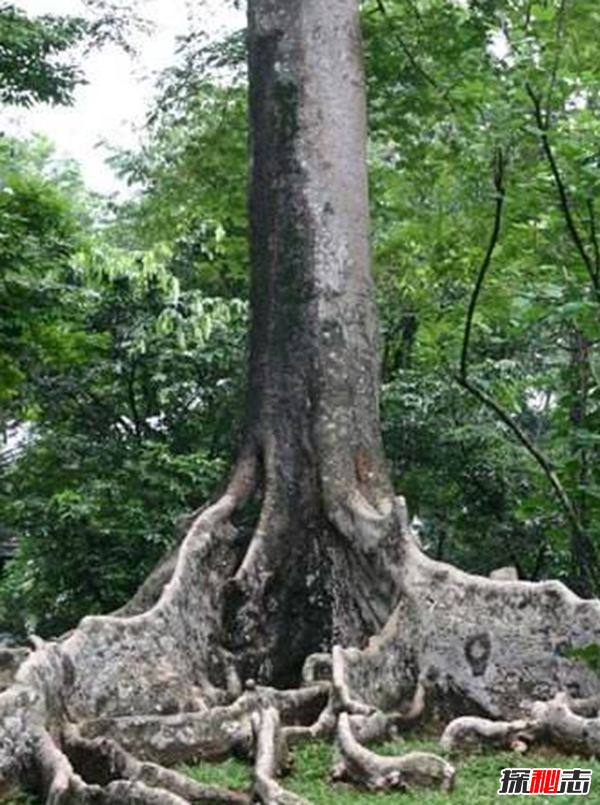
[[5, 0, 243, 193]]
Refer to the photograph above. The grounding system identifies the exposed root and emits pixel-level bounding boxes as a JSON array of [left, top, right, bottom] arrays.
[[331, 645, 373, 716], [285, 644, 428, 750], [341, 528, 600, 719], [329, 643, 427, 744], [529, 693, 600, 755], [33, 729, 88, 805], [243, 682, 330, 726], [64, 731, 249, 804], [301, 654, 332, 687], [4, 464, 600, 804], [101, 783, 190, 804], [565, 693, 600, 718], [0, 648, 30, 694], [283, 706, 337, 748], [113, 549, 181, 619], [442, 693, 600, 757], [26, 729, 192, 805], [333, 713, 455, 792], [440, 716, 538, 754], [0, 455, 260, 800], [442, 692, 600, 757], [79, 683, 330, 764], [328, 490, 393, 554], [252, 708, 313, 805], [230, 438, 286, 598], [80, 706, 253, 765]]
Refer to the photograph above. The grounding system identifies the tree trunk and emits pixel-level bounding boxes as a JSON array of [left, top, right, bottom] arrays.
[[226, 0, 401, 685], [3, 1, 600, 803]]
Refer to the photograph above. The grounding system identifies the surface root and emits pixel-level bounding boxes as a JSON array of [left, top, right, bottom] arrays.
[[333, 713, 455, 792], [442, 692, 600, 757], [252, 708, 312, 805]]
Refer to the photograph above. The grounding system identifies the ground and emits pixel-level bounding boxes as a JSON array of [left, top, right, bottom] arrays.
[[7, 737, 600, 805]]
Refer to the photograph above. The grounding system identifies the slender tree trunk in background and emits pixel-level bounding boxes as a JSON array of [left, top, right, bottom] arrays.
[[226, 0, 401, 684], [567, 327, 598, 596]]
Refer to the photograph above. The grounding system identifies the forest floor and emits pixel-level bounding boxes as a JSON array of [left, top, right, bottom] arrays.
[[7, 737, 600, 804]]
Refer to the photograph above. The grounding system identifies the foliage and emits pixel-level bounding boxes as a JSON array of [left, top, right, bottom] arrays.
[[4, 0, 600, 634], [0, 263, 246, 634], [0, 134, 89, 421], [0, 6, 248, 635], [0, 136, 247, 636], [365, 0, 600, 591], [0, 3, 86, 106], [0, 1, 149, 107], [109, 32, 249, 298]]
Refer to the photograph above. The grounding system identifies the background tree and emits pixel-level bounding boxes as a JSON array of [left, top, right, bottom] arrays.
[[0, 1, 149, 107], [0, 1, 245, 636]]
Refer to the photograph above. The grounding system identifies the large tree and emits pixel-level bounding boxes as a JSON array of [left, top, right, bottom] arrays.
[[225, 0, 401, 682], [2, 1, 600, 803]]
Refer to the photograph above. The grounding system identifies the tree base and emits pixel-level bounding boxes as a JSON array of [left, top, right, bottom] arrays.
[[2, 491, 600, 804]]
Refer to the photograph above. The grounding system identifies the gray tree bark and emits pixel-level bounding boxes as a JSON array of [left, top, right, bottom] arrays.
[[2, 1, 600, 803], [226, 0, 402, 686]]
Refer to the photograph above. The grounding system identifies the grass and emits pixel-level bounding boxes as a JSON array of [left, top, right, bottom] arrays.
[[187, 737, 600, 804], [8, 738, 600, 804]]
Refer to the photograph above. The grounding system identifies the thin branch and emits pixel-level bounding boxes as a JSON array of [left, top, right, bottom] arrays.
[[544, 0, 568, 128], [457, 375, 582, 540], [587, 198, 600, 281], [523, 0, 534, 31], [526, 84, 600, 298], [457, 151, 594, 575], [403, 0, 425, 26], [126, 359, 145, 438], [460, 148, 506, 380], [374, 0, 455, 111]]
